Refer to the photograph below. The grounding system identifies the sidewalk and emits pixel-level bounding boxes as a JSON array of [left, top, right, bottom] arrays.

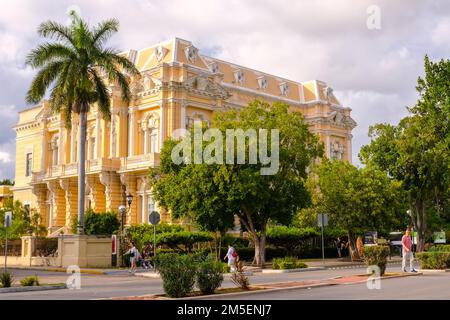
[[6, 265, 133, 275]]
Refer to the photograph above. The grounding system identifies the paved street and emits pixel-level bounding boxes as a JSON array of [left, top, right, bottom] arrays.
[[1, 263, 437, 300], [210, 272, 450, 300]]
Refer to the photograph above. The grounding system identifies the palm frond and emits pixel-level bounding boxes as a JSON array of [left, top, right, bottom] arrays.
[[90, 69, 111, 120], [26, 60, 66, 104], [26, 43, 75, 68], [92, 19, 119, 46], [38, 21, 74, 45]]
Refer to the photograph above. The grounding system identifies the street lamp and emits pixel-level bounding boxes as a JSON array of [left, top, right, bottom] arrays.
[[126, 193, 134, 207], [118, 193, 133, 267]]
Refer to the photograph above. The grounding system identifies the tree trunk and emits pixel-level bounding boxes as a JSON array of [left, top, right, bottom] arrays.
[[413, 199, 427, 252], [251, 226, 267, 268], [77, 111, 87, 235], [347, 231, 360, 261]]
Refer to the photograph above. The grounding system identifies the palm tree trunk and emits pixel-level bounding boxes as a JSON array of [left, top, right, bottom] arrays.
[[77, 111, 87, 235]]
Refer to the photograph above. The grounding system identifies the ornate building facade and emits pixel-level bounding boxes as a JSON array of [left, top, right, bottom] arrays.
[[12, 38, 356, 235]]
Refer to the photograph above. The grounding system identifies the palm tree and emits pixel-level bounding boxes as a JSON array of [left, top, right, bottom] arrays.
[[26, 11, 139, 234]]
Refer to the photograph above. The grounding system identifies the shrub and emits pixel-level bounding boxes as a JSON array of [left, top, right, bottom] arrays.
[[363, 245, 389, 275], [428, 245, 450, 252], [20, 276, 39, 287], [272, 257, 307, 270], [71, 210, 120, 235], [156, 231, 213, 252], [266, 226, 319, 255], [416, 252, 450, 269], [154, 253, 197, 298], [0, 272, 13, 288], [196, 257, 224, 294], [230, 260, 250, 290], [125, 223, 185, 251], [221, 234, 250, 248]]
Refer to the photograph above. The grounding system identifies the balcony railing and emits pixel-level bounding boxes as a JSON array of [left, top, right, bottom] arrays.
[[31, 158, 122, 182], [120, 153, 160, 171]]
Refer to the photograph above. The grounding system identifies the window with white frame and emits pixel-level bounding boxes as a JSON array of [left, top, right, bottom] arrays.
[[149, 128, 158, 153]]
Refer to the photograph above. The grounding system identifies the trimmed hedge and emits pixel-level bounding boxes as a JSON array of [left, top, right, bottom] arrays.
[[272, 257, 307, 270], [363, 245, 389, 275], [428, 245, 450, 252], [71, 209, 120, 235], [416, 252, 450, 269]]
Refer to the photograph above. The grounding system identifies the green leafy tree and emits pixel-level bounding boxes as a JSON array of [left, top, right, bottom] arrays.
[[0, 200, 46, 239], [360, 56, 450, 251], [150, 100, 323, 266], [0, 179, 14, 186], [316, 160, 406, 260], [26, 11, 139, 234]]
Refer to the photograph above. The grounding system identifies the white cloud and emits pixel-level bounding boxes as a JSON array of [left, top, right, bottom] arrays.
[[0, 0, 449, 178]]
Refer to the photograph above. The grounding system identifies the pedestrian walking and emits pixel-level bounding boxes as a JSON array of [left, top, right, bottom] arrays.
[[224, 244, 238, 272], [402, 228, 417, 273], [335, 237, 342, 258], [125, 241, 140, 273]]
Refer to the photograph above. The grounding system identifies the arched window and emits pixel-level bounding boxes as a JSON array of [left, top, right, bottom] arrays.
[[142, 112, 160, 154]]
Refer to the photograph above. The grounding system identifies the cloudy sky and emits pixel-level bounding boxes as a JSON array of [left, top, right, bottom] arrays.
[[0, 0, 449, 179]]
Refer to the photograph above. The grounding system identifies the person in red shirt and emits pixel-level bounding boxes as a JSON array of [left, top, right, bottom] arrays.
[[402, 228, 417, 272]]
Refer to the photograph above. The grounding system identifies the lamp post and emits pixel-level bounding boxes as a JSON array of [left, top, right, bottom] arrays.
[[118, 193, 133, 267]]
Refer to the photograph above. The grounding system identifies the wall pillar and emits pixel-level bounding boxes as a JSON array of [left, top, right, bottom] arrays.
[[99, 172, 122, 213], [128, 109, 136, 156], [120, 173, 137, 225], [59, 178, 78, 228], [32, 184, 48, 228], [86, 175, 106, 213], [46, 180, 66, 231]]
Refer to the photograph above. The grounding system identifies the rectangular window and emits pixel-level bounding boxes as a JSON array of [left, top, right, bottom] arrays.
[[25, 153, 33, 177]]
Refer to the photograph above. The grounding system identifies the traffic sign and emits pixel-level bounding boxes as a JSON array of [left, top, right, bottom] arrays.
[[149, 211, 161, 225], [4, 212, 12, 228], [317, 213, 328, 227]]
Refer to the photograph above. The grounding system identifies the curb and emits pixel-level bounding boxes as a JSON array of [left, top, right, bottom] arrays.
[[173, 282, 338, 300], [0, 284, 67, 294], [417, 269, 450, 273], [7, 266, 125, 275], [261, 267, 326, 274], [326, 261, 401, 270]]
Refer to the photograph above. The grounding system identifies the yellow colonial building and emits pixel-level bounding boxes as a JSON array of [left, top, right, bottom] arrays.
[[12, 38, 356, 235]]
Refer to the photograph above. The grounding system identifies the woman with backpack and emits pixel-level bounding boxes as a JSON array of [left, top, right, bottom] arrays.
[[224, 244, 238, 272]]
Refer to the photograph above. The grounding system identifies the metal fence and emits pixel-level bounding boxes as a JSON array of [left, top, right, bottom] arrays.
[[33, 238, 58, 257], [0, 239, 22, 256]]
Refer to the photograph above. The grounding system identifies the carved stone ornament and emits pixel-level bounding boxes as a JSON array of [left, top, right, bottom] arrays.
[[155, 45, 168, 62], [184, 45, 198, 64]]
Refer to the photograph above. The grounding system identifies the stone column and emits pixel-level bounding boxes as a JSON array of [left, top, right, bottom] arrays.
[[95, 115, 101, 159], [40, 129, 47, 171], [325, 130, 331, 158], [159, 103, 165, 149], [59, 178, 78, 228], [70, 119, 78, 163], [120, 173, 137, 225], [110, 113, 117, 158], [86, 175, 106, 213], [99, 172, 122, 213], [46, 181, 66, 230], [32, 185, 48, 228], [347, 133, 353, 163], [128, 109, 136, 156], [58, 123, 64, 165]]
